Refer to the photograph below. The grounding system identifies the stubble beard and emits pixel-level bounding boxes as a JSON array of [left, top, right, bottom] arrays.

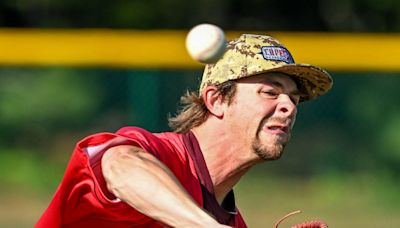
[[252, 117, 292, 161], [252, 135, 286, 161]]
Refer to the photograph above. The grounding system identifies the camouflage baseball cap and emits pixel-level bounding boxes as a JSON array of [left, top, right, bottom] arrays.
[[200, 34, 333, 102]]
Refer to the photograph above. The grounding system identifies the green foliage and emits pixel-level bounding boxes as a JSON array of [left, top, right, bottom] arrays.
[[276, 73, 400, 177], [0, 148, 65, 194], [0, 68, 103, 149], [344, 75, 400, 162], [1, 69, 399, 176], [379, 115, 400, 160], [0, 68, 99, 126]]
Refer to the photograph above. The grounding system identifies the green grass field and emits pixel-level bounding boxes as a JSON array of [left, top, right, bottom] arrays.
[[235, 171, 400, 227]]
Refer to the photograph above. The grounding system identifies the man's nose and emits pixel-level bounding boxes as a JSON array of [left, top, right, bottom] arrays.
[[277, 94, 297, 118]]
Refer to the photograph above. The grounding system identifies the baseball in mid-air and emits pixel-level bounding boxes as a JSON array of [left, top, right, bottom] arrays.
[[185, 23, 227, 64]]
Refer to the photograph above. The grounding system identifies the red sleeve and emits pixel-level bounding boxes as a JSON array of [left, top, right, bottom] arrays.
[[115, 127, 189, 181], [36, 127, 199, 228], [112, 127, 201, 205], [79, 126, 192, 204]]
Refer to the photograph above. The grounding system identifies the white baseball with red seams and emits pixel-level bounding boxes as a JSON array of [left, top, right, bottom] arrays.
[[185, 23, 227, 64]]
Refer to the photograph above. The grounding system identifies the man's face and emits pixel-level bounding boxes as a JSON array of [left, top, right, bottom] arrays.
[[224, 72, 299, 161]]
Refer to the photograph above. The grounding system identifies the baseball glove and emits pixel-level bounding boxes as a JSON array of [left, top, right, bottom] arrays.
[[274, 210, 328, 228]]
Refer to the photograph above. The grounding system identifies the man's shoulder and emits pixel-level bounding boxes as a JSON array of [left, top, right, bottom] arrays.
[[116, 127, 182, 148], [115, 126, 189, 160], [116, 126, 155, 137]]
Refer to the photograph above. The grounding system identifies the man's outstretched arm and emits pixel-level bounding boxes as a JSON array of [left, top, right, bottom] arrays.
[[102, 145, 228, 228]]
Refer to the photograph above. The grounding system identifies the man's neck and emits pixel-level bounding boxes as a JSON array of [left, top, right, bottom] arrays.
[[191, 124, 260, 204]]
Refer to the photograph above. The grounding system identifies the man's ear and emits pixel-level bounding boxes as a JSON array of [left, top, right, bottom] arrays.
[[202, 86, 225, 118]]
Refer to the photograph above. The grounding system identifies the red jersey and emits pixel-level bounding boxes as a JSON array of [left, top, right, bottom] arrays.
[[36, 127, 247, 228]]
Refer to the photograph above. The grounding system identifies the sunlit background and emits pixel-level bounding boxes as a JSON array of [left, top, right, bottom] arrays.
[[1, 1, 400, 227]]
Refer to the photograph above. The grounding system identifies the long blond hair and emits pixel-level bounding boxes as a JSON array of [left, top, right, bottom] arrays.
[[168, 81, 237, 133]]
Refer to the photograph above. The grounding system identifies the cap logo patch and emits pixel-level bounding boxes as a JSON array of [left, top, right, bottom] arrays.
[[260, 46, 294, 64]]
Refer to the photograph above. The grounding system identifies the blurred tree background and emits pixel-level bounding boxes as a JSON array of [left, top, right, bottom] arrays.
[[0, 0, 400, 227]]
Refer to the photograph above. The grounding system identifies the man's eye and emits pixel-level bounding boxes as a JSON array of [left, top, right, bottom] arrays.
[[262, 91, 278, 96]]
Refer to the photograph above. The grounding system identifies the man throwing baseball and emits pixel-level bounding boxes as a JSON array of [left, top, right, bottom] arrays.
[[36, 34, 332, 228]]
